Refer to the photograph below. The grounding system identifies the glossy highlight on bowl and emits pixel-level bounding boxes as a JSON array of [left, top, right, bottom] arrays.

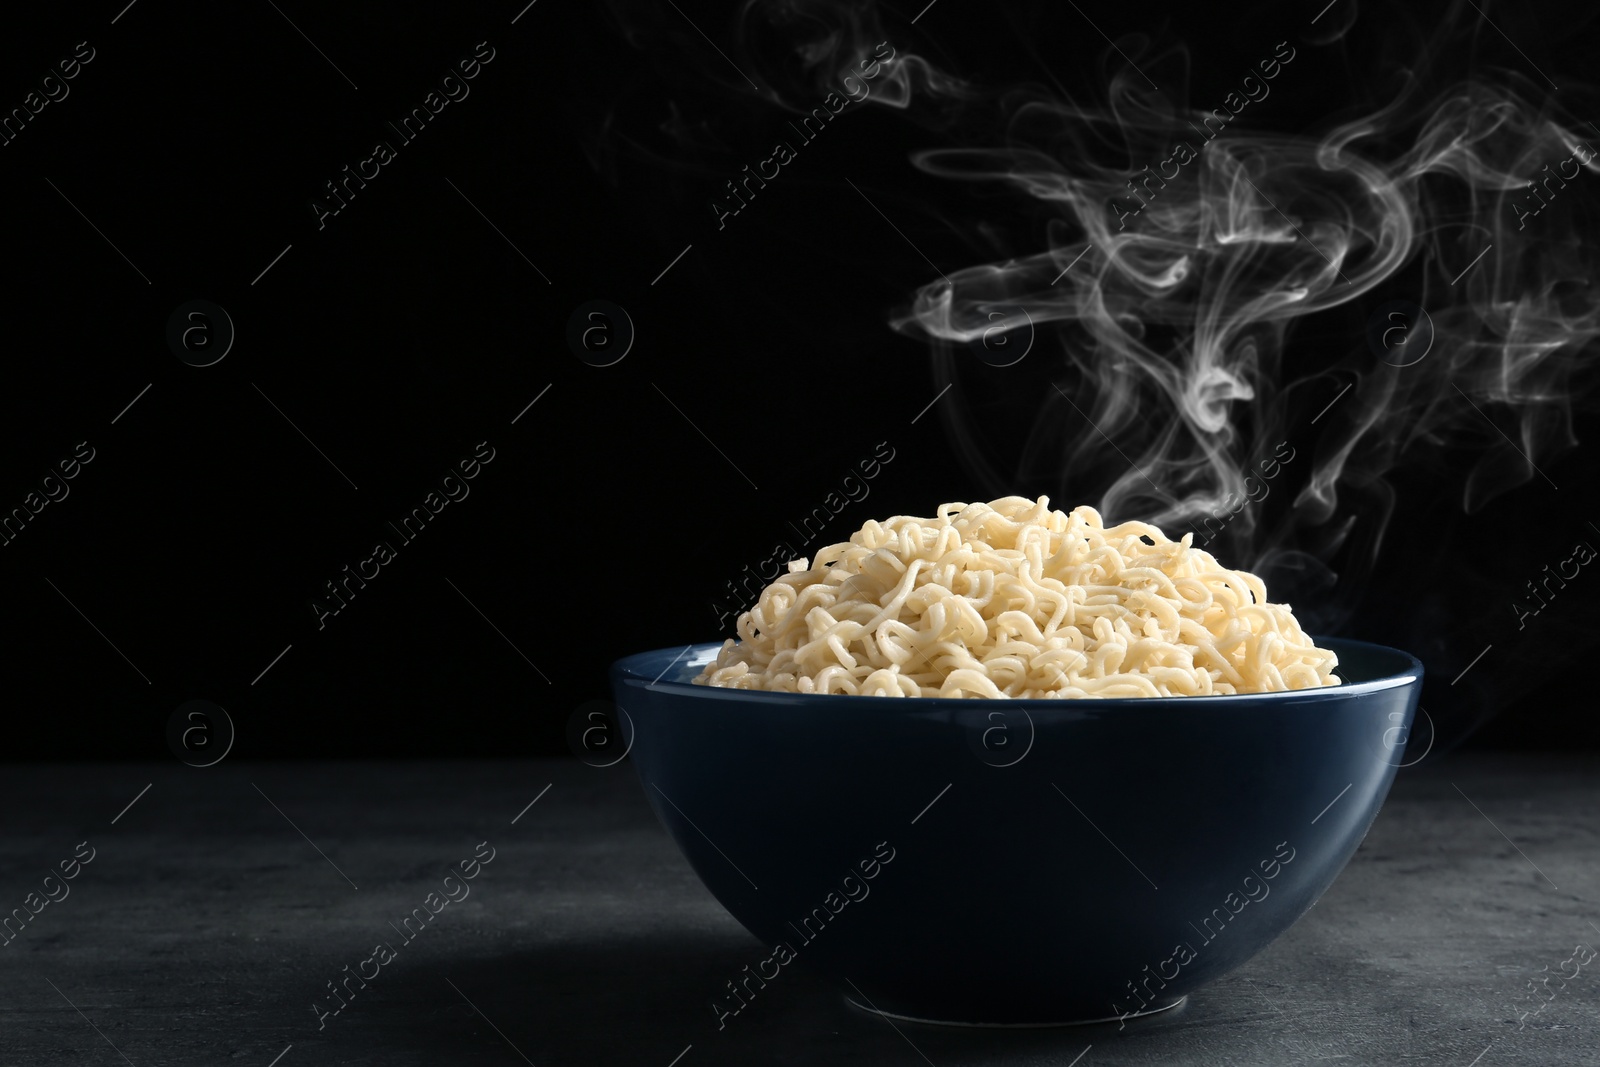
[[611, 637, 1422, 1026]]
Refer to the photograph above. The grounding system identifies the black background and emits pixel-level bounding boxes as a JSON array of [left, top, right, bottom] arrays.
[[2, 0, 1597, 759]]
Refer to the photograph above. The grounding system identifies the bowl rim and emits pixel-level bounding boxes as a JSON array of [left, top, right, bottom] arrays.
[[612, 635, 1423, 707]]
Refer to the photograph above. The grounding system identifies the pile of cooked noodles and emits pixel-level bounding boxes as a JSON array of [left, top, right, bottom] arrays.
[[693, 496, 1339, 697]]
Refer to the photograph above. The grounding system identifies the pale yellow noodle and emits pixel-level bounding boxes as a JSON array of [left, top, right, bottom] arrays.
[[693, 497, 1341, 698]]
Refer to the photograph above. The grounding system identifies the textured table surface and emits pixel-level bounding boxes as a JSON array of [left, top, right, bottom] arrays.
[[1, 754, 1596, 1067]]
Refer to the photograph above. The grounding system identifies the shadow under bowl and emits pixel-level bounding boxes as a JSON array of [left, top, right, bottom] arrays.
[[610, 637, 1422, 1026]]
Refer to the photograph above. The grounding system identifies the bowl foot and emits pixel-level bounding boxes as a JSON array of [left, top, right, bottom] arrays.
[[842, 993, 1187, 1029]]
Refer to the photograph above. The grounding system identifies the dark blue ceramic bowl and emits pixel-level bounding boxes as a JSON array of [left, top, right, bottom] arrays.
[[610, 637, 1422, 1026]]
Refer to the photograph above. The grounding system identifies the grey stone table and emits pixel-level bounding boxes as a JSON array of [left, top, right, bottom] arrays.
[[2, 754, 1596, 1066]]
